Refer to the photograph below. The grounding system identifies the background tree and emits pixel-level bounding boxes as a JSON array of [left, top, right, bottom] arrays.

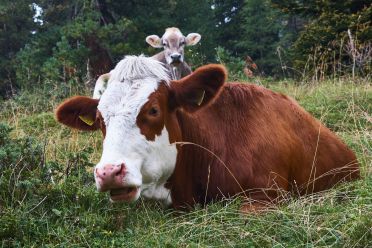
[[237, 0, 283, 76], [0, 0, 37, 97], [0, 0, 370, 100], [211, 0, 245, 53], [14, 0, 218, 93], [271, 0, 371, 78]]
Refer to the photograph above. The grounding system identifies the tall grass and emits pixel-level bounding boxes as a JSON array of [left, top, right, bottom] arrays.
[[0, 78, 371, 247]]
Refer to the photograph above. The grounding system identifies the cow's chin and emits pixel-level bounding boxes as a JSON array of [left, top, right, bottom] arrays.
[[109, 187, 140, 203]]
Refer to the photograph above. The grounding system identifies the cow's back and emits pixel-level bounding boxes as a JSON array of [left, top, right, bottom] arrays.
[[169, 83, 359, 207]]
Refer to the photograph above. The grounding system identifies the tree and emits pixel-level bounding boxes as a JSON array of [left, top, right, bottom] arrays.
[[0, 1, 37, 97], [211, 0, 245, 53], [15, 0, 140, 86], [271, 0, 371, 78], [12, 0, 223, 91], [237, 0, 283, 75]]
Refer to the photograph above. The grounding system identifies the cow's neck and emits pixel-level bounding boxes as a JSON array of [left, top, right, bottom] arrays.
[[166, 104, 225, 208], [166, 84, 258, 208], [169, 65, 181, 80]]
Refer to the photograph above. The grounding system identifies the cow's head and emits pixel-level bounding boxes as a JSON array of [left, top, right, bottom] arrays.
[[55, 56, 226, 203], [146, 27, 201, 65]]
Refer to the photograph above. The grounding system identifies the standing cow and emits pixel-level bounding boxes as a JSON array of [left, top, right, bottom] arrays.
[[92, 27, 200, 99], [56, 56, 359, 212], [146, 27, 201, 80]]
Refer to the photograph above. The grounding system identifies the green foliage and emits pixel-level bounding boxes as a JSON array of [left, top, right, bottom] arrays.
[[212, 0, 245, 51], [0, 121, 99, 243], [0, 1, 37, 97], [2, 0, 370, 87], [12, 0, 219, 91], [0, 123, 43, 207], [0, 79, 86, 121], [237, 0, 282, 75], [299, 84, 372, 131], [272, 0, 372, 79], [270, 81, 372, 132], [215, 46, 246, 80]]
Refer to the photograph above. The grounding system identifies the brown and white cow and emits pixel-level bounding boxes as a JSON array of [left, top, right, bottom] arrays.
[[56, 56, 360, 212]]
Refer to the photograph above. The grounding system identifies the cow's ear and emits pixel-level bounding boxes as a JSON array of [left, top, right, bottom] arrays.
[[170, 64, 226, 112], [146, 35, 162, 48], [55, 96, 100, 131], [185, 33, 201, 46]]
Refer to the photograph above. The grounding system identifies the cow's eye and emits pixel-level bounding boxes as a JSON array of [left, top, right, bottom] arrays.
[[180, 41, 185, 46], [148, 107, 158, 116], [162, 42, 168, 47]]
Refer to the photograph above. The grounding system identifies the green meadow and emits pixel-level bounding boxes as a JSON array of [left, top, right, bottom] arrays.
[[1, 78, 371, 247]]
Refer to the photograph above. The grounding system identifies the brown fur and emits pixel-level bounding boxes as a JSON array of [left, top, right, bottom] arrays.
[[244, 56, 258, 78], [137, 64, 360, 210]]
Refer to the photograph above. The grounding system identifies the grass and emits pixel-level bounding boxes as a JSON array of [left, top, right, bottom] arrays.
[[0, 78, 371, 247]]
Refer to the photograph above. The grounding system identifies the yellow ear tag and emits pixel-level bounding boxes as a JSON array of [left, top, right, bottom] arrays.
[[197, 90, 205, 106], [79, 115, 95, 126]]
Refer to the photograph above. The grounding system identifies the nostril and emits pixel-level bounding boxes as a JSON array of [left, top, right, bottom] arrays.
[[116, 163, 125, 176], [96, 163, 125, 180], [95, 163, 126, 191], [171, 54, 181, 59]]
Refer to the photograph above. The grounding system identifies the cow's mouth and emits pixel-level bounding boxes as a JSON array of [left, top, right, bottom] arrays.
[[170, 60, 181, 66], [109, 187, 139, 202]]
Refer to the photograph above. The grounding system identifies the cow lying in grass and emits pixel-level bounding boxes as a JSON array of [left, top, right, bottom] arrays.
[[146, 27, 201, 80], [56, 56, 360, 212]]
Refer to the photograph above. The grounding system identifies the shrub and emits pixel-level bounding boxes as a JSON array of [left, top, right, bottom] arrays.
[[0, 123, 43, 207], [215, 46, 246, 80]]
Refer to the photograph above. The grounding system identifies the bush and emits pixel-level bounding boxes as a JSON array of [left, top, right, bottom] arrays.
[[0, 123, 43, 207], [215, 46, 246, 80], [0, 122, 98, 244]]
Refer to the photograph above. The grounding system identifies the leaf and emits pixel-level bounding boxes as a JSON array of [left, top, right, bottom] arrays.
[[52, 209, 62, 216]]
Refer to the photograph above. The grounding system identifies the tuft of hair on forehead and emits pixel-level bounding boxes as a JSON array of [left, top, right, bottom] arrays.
[[165, 27, 181, 33], [109, 55, 170, 84], [164, 27, 183, 38], [97, 56, 170, 124]]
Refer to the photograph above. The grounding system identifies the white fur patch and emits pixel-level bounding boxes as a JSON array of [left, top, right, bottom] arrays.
[[93, 72, 113, 99], [92, 56, 169, 99], [94, 56, 176, 204], [142, 183, 172, 206], [109, 55, 170, 83]]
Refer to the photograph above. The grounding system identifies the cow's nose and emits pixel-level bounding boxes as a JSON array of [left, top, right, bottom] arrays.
[[95, 163, 126, 192], [171, 54, 181, 62]]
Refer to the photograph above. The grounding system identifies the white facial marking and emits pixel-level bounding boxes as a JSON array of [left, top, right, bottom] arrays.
[[94, 56, 177, 203]]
